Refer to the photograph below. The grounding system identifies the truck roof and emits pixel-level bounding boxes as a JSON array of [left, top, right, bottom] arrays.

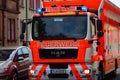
[[43, 0, 102, 9], [42, 0, 120, 15]]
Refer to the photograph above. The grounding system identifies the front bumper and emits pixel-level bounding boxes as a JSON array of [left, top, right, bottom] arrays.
[[29, 63, 93, 80]]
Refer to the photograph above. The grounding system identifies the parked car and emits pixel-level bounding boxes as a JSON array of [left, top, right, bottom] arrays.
[[0, 46, 31, 80]]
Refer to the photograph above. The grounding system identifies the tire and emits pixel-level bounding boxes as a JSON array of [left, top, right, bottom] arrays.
[[110, 68, 116, 77], [98, 70, 104, 80], [98, 61, 104, 80], [10, 71, 18, 80]]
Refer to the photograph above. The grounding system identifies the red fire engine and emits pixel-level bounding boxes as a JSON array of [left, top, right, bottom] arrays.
[[20, 0, 120, 80]]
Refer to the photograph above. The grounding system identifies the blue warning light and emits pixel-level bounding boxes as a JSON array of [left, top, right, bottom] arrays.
[[36, 8, 46, 13], [77, 6, 88, 11]]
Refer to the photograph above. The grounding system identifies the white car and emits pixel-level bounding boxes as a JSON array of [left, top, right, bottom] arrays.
[[0, 46, 31, 80]]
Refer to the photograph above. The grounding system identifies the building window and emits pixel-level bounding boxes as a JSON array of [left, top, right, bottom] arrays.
[[7, 18, 16, 41], [19, 0, 24, 7], [0, 24, 2, 41], [36, 0, 40, 8], [29, 0, 34, 10]]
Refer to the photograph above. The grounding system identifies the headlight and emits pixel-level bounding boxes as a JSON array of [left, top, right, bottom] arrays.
[[84, 69, 90, 74], [30, 70, 35, 75], [80, 69, 91, 78]]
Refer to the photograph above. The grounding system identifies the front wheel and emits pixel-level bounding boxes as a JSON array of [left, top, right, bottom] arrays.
[[98, 61, 104, 80], [110, 69, 116, 78], [98, 70, 104, 80], [10, 71, 18, 80]]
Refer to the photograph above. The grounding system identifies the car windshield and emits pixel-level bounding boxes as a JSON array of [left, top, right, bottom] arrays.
[[32, 16, 87, 40], [0, 50, 13, 61]]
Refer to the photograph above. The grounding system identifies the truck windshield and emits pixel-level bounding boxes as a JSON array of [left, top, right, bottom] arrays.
[[32, 16, 87, 40]]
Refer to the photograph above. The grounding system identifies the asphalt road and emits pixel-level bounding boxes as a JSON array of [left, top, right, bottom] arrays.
[[20, 68, 120, 80]]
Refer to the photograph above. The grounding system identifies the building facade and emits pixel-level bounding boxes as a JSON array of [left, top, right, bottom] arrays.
[[0, 0, 42, 47], [0, 0, 19, 47]]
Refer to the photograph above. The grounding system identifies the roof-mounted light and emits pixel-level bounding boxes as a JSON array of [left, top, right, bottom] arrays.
[[36, 8, 46, 14], [77, 6, 88, 11]]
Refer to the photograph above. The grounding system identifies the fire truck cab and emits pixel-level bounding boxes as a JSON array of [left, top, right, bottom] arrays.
[[28, 6, 102, 80], [20, 0, 120, 80]]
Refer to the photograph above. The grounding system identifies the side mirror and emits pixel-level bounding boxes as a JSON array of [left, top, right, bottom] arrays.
[[20, 21, 26, 40], [22, 22, 26, 33], [97, 31, 104, 37], [20, 33, 24, 39], [97, 20, 102, 31]]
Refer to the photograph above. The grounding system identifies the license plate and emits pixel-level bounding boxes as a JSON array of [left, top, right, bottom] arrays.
[[51, 69, 66, 74]]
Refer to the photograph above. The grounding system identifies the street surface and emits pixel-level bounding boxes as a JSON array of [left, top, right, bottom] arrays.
[[19, 68, 120, 80]]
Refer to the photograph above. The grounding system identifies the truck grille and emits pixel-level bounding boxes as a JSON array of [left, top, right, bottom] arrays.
[[39, 48, 78, 59], [49, 64, 68, 69]]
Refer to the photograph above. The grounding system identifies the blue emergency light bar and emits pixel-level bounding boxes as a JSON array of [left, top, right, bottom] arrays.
[[36, 5, 88, 14], [77, 6, 88, 11], [36, 8, 46, 13]]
